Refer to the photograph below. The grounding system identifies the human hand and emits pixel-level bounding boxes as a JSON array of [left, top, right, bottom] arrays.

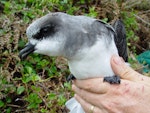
[[72, 55, 150, 113]]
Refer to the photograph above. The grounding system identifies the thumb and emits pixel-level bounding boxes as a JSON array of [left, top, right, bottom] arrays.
[[111, 55, 140, 81]]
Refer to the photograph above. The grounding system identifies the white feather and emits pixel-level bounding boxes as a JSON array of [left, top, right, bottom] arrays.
[[24, 12, 120, 113], [67, 37, 118, 113], [68, 37, 118, 79]]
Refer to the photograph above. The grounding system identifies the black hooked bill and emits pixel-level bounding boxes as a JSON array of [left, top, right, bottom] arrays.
[[19, 42, 35, 60]]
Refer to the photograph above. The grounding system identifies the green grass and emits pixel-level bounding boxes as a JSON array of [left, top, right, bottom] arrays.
[[0, 0, 149, 112]]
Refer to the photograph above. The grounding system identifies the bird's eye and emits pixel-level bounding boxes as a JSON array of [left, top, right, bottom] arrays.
[[41, 25, 52, 33], [42, 27, 49, 33], [33, 24, 56, 40], [41, 24, 55, 35]]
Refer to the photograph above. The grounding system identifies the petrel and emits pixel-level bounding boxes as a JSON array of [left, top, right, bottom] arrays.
[[19, 12, 128, 113]]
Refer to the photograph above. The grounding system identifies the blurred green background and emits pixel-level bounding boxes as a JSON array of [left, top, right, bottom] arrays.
[[0, 0, 150, 112]]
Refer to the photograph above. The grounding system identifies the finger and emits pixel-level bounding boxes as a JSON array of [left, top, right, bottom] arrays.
[[72, 84, 104, 107], [74, 94, 91, 113], [75, 94, 103, 113], [111, 55, 141, 81], [73, 78, 110, 94]]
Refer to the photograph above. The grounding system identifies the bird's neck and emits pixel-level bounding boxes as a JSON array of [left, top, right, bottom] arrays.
[[68, 39, 118, 79]]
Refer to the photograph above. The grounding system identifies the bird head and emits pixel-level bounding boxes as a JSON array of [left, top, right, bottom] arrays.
[[19, 12, 115, 60]]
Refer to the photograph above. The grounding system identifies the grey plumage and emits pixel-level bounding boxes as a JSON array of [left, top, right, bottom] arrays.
[[112, 20, 128, 62], [21, 12, 117, 59], [19, 12, 128, 113], [64, 20, 115, 59]]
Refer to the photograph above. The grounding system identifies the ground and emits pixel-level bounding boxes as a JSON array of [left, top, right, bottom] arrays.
[[0, 0, 150, 112]]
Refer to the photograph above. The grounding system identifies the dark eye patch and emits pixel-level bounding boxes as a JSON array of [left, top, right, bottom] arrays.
[[33, 24, 56, 40]]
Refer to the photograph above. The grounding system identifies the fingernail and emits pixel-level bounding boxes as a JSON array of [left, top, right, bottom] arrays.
[[74, 94, 77, 98], [74, 94, 79, 99], [113, 55, 124, 65], [72, 84, 75, 91], [72, 80, 75, 84]]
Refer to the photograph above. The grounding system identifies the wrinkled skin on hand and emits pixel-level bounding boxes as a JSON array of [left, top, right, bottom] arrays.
[[72, 55, 150, 113]]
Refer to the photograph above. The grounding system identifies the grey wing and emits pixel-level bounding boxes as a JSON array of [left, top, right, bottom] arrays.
[[112, 20, 128, 62]]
